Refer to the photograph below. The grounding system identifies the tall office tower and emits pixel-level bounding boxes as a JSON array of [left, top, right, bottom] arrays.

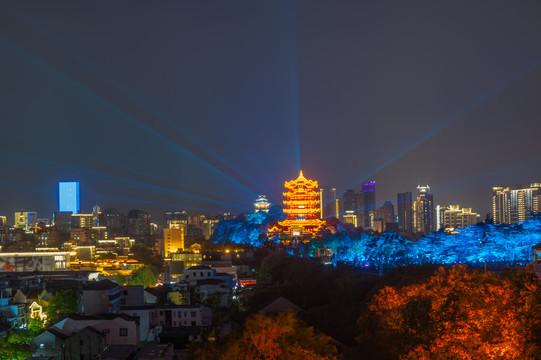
[[100, 208, 126, 236], [362, 181, 376, 229], [254, 195, 271, 213], [58, 181, 80, 214], [397, 192, 413, 235], [319, 188, 338, 219], [413, 185, 435, 235], [14, 211, 38, 231], [0, 216, 6, 226], [492, 184, 541, 225], [437, 205, 479, 230], [127, 210, 151, 239], [53, 211, 73, 233]]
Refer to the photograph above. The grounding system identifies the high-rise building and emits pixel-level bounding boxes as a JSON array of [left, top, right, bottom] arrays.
[[342, 210, 357, 227], [53, 211, 73, 233], [362, 181, 376, 229], [437, 205, 479, 230], [254, 195, 271, 213], [202, 219, 220, 240], [127, 209, 151, 240], [58, 182, 80, 214], [100, 208, 126, 236], [413, 186, 435, 235], [165, 210, 188, 229], [397, 192, 413, 236], [374, 201, 396, 232], [71, 214, 94, 228], [14, 211, 38, 231], [319, 188, 338, 219], [341, 189, 363, 226], [92, 205, 101, 227], [161, 228, 185, 256], [492, 184, 541, 225], [0, 216, 6, 226]]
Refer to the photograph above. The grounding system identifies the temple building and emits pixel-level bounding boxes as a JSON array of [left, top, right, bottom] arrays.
[[254, 195, 271, 213], [268, 170, 325, 240]]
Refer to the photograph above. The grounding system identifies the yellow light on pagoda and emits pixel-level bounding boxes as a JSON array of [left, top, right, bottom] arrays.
[[268, 170, 325, 238]]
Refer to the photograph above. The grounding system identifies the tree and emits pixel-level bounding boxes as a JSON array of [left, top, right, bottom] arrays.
[[46, 290, 78, 324], [360, 265, 541, 359], [194, 311, 337, 360], [131, 243, 166, 273], [130, 265, 157, 287]]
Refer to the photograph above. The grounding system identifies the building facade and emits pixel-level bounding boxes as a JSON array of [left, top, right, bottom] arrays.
[[492, 184, 541, 225], [58, 181, 80, 214]]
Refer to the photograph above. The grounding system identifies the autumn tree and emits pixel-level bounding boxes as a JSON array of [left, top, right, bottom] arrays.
[[359, 265, 541, 359], [194, 311, 337, 360]]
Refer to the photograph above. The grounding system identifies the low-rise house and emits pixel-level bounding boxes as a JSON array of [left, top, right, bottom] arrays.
[[0, 284, 25, 327], [79, 279, 122, 315], [196, 278, 231, 308], [33, 326, 106, 360], [32, 313, 139, 359], [121, 285, 144, 307], [181, 265, 215, 284], [120, 304, 211, 342]]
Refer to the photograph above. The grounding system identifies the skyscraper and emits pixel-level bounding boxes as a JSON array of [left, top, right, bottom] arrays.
[[58, 181, 80, 214], [397, 192, 413, 235], [492, 184, 541, 224], [319, 188, 338, 219], [413, 185, 435, 235]]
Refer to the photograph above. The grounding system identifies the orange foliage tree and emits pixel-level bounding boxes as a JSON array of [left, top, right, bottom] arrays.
[[360, 265, 541, 359], [195, 311, 337, 360]]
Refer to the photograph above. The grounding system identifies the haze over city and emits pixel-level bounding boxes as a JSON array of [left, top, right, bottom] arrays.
[[1, 1, 541, 221]]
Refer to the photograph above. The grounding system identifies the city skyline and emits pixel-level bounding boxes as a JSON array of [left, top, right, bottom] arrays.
[[2, 2, 541, 220]]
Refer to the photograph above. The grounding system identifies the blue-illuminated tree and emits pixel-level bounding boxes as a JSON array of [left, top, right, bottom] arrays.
[[211, 206, 285, 246]]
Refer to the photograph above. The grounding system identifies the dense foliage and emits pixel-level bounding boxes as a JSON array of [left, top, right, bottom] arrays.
[[212, 206, 285, 246], [318, 218, 541, 269], [0, 318, 45, 360], [360, 265, 541, 359], [46, 290, 78, 324], [194, 311, 337, 360]]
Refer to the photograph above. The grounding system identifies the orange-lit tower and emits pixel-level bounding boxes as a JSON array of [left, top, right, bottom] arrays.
[[269, 170, 325, 238]]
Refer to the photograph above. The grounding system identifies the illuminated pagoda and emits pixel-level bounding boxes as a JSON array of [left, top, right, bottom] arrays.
[[254, 195, 271, 213], [269, 170, 325, 239]]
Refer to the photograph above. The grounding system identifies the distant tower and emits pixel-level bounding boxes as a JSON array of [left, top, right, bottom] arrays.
[[413, 186, 435, 235], [254, 195, 271, 213], [59, 181, 80, 214], [268, 170, 325, 239], [319, 188, 338, 219], [92, 204, 101, 227]]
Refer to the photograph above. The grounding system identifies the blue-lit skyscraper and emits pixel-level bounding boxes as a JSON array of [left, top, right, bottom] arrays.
[[58, 181, 79, 214]]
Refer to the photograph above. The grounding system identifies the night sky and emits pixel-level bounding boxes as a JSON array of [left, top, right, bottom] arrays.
[[2, 1, 541, 223]]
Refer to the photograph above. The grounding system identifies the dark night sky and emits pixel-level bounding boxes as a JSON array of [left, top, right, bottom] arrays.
[[1, 1, 541, 223]]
